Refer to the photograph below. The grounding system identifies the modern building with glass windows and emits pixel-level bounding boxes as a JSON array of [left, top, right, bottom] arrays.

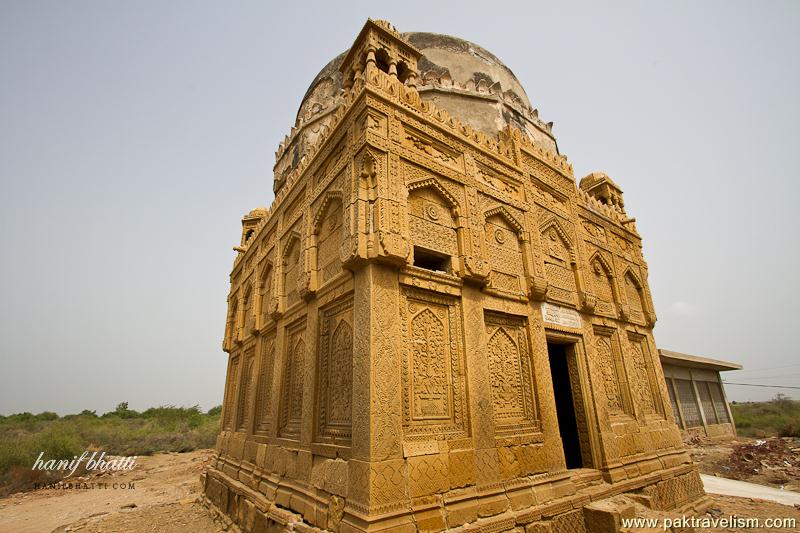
[[660, 349, 740, 440]]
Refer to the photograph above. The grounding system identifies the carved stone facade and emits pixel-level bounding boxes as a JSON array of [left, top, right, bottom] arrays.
[[204, 19, 708, 532]]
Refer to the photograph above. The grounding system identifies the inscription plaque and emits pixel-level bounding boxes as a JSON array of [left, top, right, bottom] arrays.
[[541, 302, 582, 329]]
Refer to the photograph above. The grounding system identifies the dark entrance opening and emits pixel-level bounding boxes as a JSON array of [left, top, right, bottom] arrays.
[[547, 342, 583, 469]]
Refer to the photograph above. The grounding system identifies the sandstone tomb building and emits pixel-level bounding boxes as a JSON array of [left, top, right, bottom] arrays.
[[204, 19, 708, 532]]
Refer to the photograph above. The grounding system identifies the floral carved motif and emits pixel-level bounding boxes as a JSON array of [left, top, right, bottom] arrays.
[[628, 336, 656, 416], [401, 126, 462, 170], [317, 296, 353, 445], [400, 288, 468, 441], [595, 336, 623, 413], [485, 312, 539, 436], [476, 164, 523, 201], [279, 325, 305, 440], [254, 335, 276, 435], [410, 309, 450, 420], [236, 347, 255, 431]]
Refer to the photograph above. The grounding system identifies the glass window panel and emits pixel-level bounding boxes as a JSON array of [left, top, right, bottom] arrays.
[[675, 379, 702, 427]]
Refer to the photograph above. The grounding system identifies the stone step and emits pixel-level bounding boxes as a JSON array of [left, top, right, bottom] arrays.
[[570, 468, 605, 490]]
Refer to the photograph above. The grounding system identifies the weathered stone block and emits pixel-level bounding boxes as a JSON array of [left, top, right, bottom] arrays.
[[477, 492, 509, 518], [408, 454, 448, 498], [413, 507, 447, 532], [448, 449, 475, 489], [583, 498, 635, 533]]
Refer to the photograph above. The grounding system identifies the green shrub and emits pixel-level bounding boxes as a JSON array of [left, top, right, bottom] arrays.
[[732, 395, 800, 437], [0, 403, 222, 486]]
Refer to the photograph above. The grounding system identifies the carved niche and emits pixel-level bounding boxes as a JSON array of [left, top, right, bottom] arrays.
[[314, 195, 344, 286], [279, 322, 306, 440], [242, 284, 255, 335], [592, 327, 631, 417], [484, 312, 540, 436], [589, 253, 616, 317], [407, 180, 459, 258], [484, 209, 525, 295], [236, 346, 255, 432], [283, 235, 302, 308], [399, 287, 469, 441], [316, 296, 354, 446], [225, 297, 239, 349], [624, 269, 646, 325], [258, 261, 276, 324], [254, 333, 276, 436], [626, 333, 662, 418], [223, 352, 240, 430], [541, 221, 577, 305]]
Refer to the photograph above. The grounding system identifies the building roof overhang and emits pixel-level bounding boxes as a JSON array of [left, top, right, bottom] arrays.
[[659, 349, 743, 372]]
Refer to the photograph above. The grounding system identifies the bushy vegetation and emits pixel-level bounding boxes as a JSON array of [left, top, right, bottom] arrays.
[[732, 394, 800, 438], [0, 403, 221, 496]]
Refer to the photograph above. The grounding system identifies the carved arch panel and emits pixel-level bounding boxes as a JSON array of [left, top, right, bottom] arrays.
[[258, 261, 275, 326], [316, 296, 353, 446], [225, 297, 239, 349], [484, 312, 540, 436], [254, 333, 276, 436], [236, 346, 255, 432], [589, 252, 616, 316], [407, 178, 460, 259], [591, 327, 632, 417], [223, 352, 240, 430], [540, 219, 578, 305], [624, 268, 646, 325], [484, 208, 525, 295], [242, 283, 255, 335], [625, 332, 664, 419], [399, 287, 469, 441], [282, 233, 302, 308], [312, 192, 344, 287], [279, 321, 306, 440]]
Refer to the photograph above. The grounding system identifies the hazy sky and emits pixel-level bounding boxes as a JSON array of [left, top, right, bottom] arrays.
[[1, 1, 798, 414]]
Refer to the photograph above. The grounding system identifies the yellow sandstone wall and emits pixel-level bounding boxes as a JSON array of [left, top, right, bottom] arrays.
[[203, 19, 707, 533]]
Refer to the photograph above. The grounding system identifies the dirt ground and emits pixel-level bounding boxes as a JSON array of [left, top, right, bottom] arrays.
[[696, 494, 800, 532], [0, 449, 224, 533], [0, 446, 798, 532], [688, 435, 800, 492]]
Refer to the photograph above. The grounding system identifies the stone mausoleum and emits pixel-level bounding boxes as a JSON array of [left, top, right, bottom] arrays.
[[203, 19, 709, 532]]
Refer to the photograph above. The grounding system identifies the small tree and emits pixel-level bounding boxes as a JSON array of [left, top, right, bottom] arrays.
[[113, 401, 139, 419], [772, 393, 793, 408]]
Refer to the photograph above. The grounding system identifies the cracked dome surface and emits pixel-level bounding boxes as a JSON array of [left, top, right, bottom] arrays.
[[295, 32, 555, 150], [275, 30, 558, 192]]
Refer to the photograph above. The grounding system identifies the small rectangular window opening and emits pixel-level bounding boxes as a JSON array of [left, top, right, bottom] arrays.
[[413, 247, 451, 273]]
